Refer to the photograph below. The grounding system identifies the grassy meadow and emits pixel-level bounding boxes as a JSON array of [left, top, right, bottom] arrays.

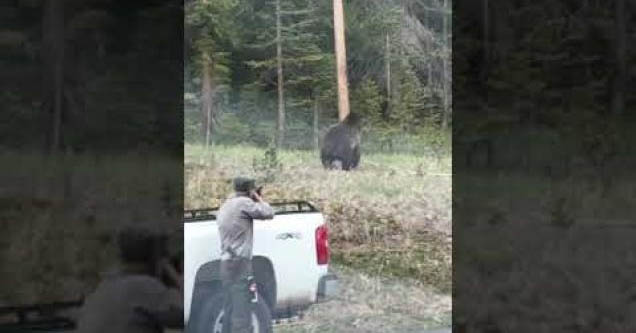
[[185, 144, 452, 294], [453, 163, 636, 331], [0, 151, 182, 305]]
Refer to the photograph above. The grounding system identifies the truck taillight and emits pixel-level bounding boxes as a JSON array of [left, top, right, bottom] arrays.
[[315, 225, 330, 265]]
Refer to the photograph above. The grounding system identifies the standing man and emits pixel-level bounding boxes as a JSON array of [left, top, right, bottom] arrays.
[[217, 177, 274, 332]]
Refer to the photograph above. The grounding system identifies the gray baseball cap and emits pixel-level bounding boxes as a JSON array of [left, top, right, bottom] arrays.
[[233, 177, 256, 193]]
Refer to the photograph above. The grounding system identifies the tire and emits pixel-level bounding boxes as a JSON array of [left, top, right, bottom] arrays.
[[256, 282, 274, 312], [187, 291, 273, 333]]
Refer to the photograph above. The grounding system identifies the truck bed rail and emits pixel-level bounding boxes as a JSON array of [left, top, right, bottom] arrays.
[[0, 299, 82, 331], [184, 200, 318, 222]]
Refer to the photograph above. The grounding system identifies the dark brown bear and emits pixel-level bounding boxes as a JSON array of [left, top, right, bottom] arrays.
[[320, 113, 361, 170]]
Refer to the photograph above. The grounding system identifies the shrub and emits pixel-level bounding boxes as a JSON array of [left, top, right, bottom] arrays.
[[252, 145, 282, 183]]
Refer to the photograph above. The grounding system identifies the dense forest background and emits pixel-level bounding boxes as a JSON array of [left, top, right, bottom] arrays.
[[453, 1, 635, 331], [454, 0, 635, 177], [0, 0, 183, 305], [184, 0, 452, 153], [0, 0, 182, 153]]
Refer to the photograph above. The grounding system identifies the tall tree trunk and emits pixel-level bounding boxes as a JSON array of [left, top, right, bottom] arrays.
[[611, 0, 625, 117], [313, 97, 319, 150], [441, 0, 450, 129], [482, 0, 489, 79], [427, 34, 432, 87], [275, 0, 285, 148], [42, 0, 64, 152], [200, 0, 214, 148], [201, 60, 213, 147], [425, 10, 432, 88], [333, 0, 350, 122], [385, 32, 391, 115], [423, 0, 429, 27]]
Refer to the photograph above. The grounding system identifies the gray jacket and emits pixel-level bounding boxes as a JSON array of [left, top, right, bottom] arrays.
[[77, 271, 182, 333], [217, 193, 275, 259]]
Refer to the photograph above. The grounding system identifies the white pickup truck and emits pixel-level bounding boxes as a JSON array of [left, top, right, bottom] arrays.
[[184, 201, 339, 333]]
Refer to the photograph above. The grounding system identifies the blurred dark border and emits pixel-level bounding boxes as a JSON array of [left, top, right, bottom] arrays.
[[453, 0, 635, 331], [0, 0, 183, 329]]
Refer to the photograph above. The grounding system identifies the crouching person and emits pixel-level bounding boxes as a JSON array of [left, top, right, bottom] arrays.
[[77, 227, 183, 333]]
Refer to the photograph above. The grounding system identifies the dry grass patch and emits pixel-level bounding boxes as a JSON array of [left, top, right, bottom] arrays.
[[0, 152, 181, 305], [275, 264, 451, 333]]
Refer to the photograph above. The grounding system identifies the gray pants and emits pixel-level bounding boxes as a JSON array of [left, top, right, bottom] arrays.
[[220, 258, 253, 333]]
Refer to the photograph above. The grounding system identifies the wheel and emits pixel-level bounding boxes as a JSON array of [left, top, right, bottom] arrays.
[[187, 291, 273, 333]]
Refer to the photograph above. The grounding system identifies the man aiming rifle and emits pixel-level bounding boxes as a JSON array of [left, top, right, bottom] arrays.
[[217, 177, 274, 332]]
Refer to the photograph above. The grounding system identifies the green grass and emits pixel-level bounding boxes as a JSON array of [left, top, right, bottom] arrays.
[[455, 170, 636, 228], [453, 167, 636, 331]]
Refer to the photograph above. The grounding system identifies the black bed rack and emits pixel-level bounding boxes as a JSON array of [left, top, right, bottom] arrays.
[[184, 200, 318, 222], [0, 299, 83, 332]]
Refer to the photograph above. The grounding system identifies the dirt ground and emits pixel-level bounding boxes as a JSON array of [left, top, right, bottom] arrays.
[[273, 264, 451, 333]]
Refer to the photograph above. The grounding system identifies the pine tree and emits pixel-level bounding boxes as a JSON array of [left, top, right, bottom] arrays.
[[245, 0, 333, 147], [185, 0, 236, 145], [390, 67, 425, 133], [351, 79, 383, 131]]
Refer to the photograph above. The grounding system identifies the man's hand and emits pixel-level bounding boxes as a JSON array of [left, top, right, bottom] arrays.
[[249, 189, 263, 202], [158, 258, 183, 291]]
